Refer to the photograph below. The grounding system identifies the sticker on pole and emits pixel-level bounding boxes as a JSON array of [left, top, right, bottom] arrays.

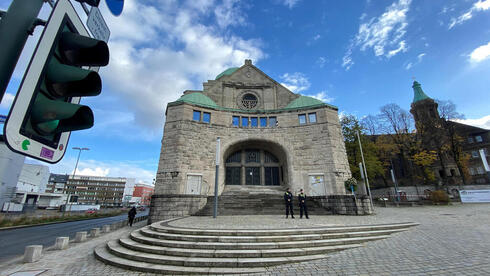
[[106, 0, 124, 16], [87, 7, 110, 42]]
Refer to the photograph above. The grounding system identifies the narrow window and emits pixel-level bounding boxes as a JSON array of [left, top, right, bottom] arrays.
[[475, 136, 483, 142], [251, 117, 258, 127], [192, 110, 201, 121], [232, 116, 239, 126], [269, 117, 277, 127], [202, 112, 211, 123], [260, 117, 267, 127], [472, 151, 479, 158], [468, 137, 474, 143], [298, 114, 306, 125], [242, 117, 249, 127], [308, 113, 317, 123]]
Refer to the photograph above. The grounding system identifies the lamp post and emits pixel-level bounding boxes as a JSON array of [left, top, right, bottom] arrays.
[[62, 147, 89, 217], [213, 137, 221, 218]]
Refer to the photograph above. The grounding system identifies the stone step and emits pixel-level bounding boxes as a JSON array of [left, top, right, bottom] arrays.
[[119, 237, 362, 258], [149, 221, 419, 236], [94, 243, 267, 274], [130, 230, 390, 250], [140, 226, 405, 243], [106, 240, 332, 268]]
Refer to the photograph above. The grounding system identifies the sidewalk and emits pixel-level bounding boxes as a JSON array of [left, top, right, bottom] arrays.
[[1, 204, 490, 275]]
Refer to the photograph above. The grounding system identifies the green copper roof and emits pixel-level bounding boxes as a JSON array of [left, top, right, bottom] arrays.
[[215, 67, 239, 80], [174, 93, 218, 109], [285, 96, 325, 109], [412, 81, 431, 103]]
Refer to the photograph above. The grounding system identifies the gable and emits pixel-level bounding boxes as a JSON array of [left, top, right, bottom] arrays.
[[203, 60, 298, 110]]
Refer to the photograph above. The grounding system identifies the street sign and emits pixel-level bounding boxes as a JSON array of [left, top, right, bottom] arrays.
[[3, 0, 107, 163], [87, 6, 110, 42], [106, 0, 124, 16]]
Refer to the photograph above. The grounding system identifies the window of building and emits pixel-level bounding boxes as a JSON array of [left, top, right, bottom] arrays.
[[469, 168, 476, 175], [476, 167, 485, 174], [202, 112, 211, 123], [193, 110, 201, 121], [298, 114, 306, 125], [232, 116, 239, 126], [308, 113, 317, 123], [475, 136, 483, 142], [242, 93, 258, 109], [245, 150, 260, 163], [242, 117, 249, 127], [251, 117, 258, 127], [260, 117, 267, 127], [468, 137, 474, 143], [269, 117, 277, 127], [472, 151, 479, 158]]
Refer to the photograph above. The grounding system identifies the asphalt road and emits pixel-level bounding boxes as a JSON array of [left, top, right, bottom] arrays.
[[0, 210, 148, 263]]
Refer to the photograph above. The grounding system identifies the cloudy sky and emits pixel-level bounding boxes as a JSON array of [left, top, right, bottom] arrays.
[[1, 0, 489, 184]]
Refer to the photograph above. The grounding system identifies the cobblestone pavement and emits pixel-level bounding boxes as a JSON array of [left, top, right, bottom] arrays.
[[1, 203, 490, 275]]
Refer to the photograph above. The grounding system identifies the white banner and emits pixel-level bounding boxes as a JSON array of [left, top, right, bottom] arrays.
[[460, 190, 490, 203]]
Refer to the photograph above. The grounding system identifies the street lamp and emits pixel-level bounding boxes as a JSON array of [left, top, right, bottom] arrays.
[[62, 147, 89, 216]]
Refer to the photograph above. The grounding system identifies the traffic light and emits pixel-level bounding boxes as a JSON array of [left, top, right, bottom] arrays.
[[4, 0, 109, 163]]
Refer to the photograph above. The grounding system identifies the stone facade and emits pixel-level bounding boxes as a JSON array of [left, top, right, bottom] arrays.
[[150, 60, 359, 222]]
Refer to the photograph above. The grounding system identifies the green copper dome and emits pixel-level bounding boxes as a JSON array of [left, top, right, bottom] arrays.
[[412, 81, 431, 103], [285, 96, 325, 109], [215, 67, 239, 80], [175, 93, 219, 109]]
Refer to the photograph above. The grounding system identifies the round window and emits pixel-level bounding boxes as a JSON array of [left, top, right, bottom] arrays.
[[242, 93, 258, 109]]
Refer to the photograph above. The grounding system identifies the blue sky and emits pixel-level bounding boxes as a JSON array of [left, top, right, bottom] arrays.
[[1, 0, 489, 184]]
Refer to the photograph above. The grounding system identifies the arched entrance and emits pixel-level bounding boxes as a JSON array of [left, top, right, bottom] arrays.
[[223, 140, 288, 187]]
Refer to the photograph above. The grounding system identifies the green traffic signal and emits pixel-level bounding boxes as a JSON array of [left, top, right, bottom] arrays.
[[20, 18, 109, 145]]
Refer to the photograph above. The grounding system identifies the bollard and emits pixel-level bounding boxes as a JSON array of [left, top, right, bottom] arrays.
[[75, 231, 87, 242], [55, 237, 69, 250], [102, 225, 111, 233], [24, 245, 42, 263], [90, 228, 100, 238]]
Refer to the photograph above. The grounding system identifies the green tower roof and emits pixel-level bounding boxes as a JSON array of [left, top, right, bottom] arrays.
[[412, 81, 431, 103], [174, 92, 219, 109], [215, 67, 239, 80], [285, 95, 325, 109]]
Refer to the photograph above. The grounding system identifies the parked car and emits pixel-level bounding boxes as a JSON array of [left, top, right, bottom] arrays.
[[85, 208, 97, 214]]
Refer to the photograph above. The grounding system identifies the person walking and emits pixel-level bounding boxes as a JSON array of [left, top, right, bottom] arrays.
[[284, 188, 295, 219], [128, 206, 137, 226], [298, 189, 309, 219]]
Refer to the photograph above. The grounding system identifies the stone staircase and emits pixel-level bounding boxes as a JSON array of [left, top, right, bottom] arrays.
[[95, 219, 418, 274], [195, 185, 331, 216]]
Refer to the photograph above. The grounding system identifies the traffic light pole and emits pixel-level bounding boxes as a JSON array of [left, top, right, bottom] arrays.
[[0, 0, 45, 103]]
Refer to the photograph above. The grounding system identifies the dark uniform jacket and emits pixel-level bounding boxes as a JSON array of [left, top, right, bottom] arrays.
[[284, 191, 293, 204], [298, 193, 307, 205]]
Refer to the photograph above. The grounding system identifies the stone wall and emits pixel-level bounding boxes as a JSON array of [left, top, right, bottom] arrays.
[[311, 195, 373, 215], [149, 195, 208, 224]]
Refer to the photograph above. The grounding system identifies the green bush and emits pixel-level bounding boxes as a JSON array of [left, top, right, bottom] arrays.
[[430, 190, 450, 204], [344, 177, 357, 192]]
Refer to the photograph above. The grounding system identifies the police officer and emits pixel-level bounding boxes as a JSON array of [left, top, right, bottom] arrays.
[[284, 188, 295, 219], [298, 189, 309, 219]]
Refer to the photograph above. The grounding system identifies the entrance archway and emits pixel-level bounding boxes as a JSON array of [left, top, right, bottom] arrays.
[[223, 140, 288, 187]]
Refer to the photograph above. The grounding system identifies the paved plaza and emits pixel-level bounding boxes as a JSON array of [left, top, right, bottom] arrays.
[[1, 203, 490, 275]]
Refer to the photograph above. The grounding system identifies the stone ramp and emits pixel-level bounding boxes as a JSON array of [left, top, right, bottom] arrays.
[[95, 218, 418, 274]]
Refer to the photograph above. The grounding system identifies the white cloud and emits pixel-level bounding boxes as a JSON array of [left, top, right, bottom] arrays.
[[99, 0, 264, 135], [214, 0, 247, 29], [342, 0, 411, 70], [313, 34, 321, 41], [387, 40, 408, 57], [355, 0, 411, 57], [417, 53, 426, 62], [280, 72, 310, 92], [405, 62, 413, 70], [309, 91, 334, 103], [0, 93, 14, 109], [449, 0, 490, 29], [76, 167, 110, 177], [405, 52, 425, 70], [453, 115, 490, 130], [282, 0, 300, 9], [316, 56, 327, 68], [469, 41, 490, 63]]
